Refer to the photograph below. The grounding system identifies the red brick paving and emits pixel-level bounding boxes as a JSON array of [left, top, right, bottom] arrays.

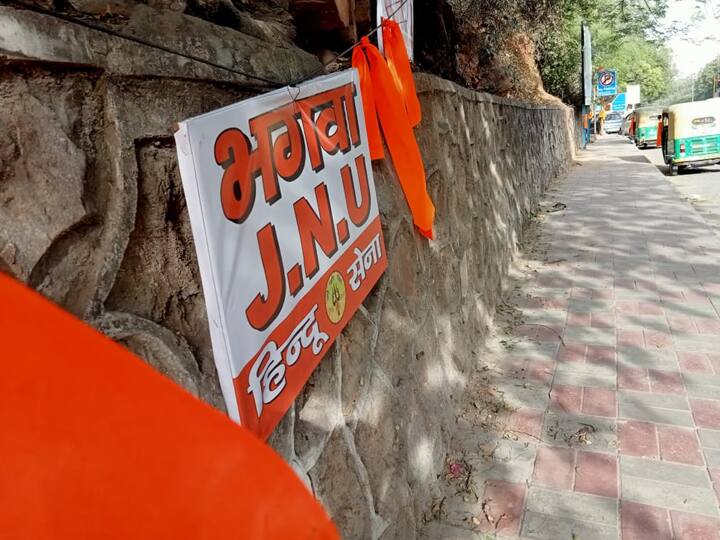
[[657, 425, 704, 466], [670, 510, 720, 540], [478, 480, 526, 535], [445, 141, 720, 539], [649, 369, 684, 395], [504, 407, 544, 443], [691, 399, 720, 429], [573, 451, 618, 498], [557, 342, 585, 363], [581, 387, 616, 417], [532, 446, 574, 490], [618, 329, 644, 348], [619, 366, 649, 392], [619, 421, 659, 458], [621, 501, 672, 540], [678, 351, 714, 373]]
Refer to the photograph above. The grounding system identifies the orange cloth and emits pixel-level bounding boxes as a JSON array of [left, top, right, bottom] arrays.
[[0, 274, 338, 540], [657, 119, 663, 147], [352, 37, 435, 239], [381, 18, 421, 127]]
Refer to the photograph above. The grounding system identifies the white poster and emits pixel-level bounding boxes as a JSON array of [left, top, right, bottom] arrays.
[[174, 70, 387, 439], [377, 0, 414, 61]]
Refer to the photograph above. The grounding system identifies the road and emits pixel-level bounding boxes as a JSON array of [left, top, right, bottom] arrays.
[[625, 135, 720, 234]]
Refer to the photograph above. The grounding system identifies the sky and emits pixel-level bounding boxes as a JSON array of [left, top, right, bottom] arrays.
[[664, 0, 720, 77]]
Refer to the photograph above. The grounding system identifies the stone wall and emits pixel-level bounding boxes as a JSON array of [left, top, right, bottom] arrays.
[[0, 4, 573, 538]]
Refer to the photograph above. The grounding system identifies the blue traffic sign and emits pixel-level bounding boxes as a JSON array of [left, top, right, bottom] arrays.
[[612, 93, 626, 111], [597, 69, 618, 97]]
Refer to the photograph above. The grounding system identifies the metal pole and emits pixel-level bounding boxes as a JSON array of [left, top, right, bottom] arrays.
[[692, 76, 695, 102]]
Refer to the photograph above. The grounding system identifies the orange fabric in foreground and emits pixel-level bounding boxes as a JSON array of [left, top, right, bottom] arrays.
[[0, 274, 338, 540], [352, 37, 435, 239]]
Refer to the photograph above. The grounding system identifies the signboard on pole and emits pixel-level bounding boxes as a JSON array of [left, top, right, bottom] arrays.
[[597, 69, 618, 97], [378, 0, 413, 61], [174, 70, 387, 440], [626, 84, 641, 106], [612, 93, 626, 111], [581, 23, 592, 106]]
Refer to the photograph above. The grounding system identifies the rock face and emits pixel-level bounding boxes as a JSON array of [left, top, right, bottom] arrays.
[[0, 4, 573, 539]]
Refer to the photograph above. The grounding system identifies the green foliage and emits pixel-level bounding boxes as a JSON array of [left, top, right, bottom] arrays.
[[596, 37, 673, 102], [694, 56, 720, 100], [535, 0, 674, 105]]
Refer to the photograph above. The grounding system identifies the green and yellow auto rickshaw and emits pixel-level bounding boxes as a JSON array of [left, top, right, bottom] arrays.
[[634, 107, 663, 148], [662, 98, 720, 175]]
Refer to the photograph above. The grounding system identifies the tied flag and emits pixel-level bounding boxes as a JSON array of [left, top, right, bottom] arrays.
[[352, 24, 435, 239]]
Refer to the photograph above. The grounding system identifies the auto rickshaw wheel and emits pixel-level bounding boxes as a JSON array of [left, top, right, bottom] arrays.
[[670, 164, 679, 176]]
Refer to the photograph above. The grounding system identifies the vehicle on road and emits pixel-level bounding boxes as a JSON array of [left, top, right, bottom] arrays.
[[661, 98, 720, 175], [634, 107, 663, 148], [603, 111, 624, 134], [621, 113, 633, 138]]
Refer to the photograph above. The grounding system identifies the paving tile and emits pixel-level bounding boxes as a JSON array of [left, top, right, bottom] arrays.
[[670, 510, 720, 540], [621, 476, 719, 517], [649, 369, 684, 395], [695, 318, 720, 335], [644, 329, 674, 349], [704, 448, 720, 468], [504, 407, 544, 443], [549, 384, 581, 414], [573, 451, 617, 498], [477, 480, 525, 535], [621, 500, 672, 540], [532, 445, 574, 490], [525, 486, 618, 526], [619, 366, 650, 391], [618, 329, 644, 348], [621, 455, 712, 488], [521, 510, 617, 540], [618, 403, 695, 426], [621, 455, 718, 516], [675, 335, 720, 353], [563, 326, 616, 347], [542, 412, 617, 452], [511, 340, 560, 360], [581, 387, 616, 417], [618, 390, 689, 410], [711, 469, 720, 501], [557, 342, 585, 363], [618, 347, 679, 371], [682, 372, 720, 387], [638, 302, 664, 316], [668, 316, 698, 335], [657, 425, 704, 466], [496, 380, 549, 410], [699, 428, 720, 449], [554, 363, 616, 389], [619, 420, 659, 458], [685, 383, 720, 399], [678, 351, 714, 373], [586, 344, 616, 364], [525, 359, 555, 384], [466, 437, 537, 484], [692, 399, 720, 429]]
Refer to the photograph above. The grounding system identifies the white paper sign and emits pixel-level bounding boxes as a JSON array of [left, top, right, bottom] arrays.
[[377, 0, 414, 61]]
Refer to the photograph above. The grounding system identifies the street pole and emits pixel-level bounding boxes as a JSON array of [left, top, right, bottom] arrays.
[[692, 76, 695, 102]]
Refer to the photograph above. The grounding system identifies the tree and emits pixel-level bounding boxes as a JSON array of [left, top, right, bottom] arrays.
[[536, 0, 673, 105]]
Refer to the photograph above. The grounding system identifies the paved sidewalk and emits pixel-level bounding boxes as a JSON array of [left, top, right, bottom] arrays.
[[424, 136, 720, 539]]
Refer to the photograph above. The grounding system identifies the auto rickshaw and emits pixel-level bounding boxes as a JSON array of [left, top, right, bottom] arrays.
[[634, 107, 663, 148], [661, 98, 720, 175]]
